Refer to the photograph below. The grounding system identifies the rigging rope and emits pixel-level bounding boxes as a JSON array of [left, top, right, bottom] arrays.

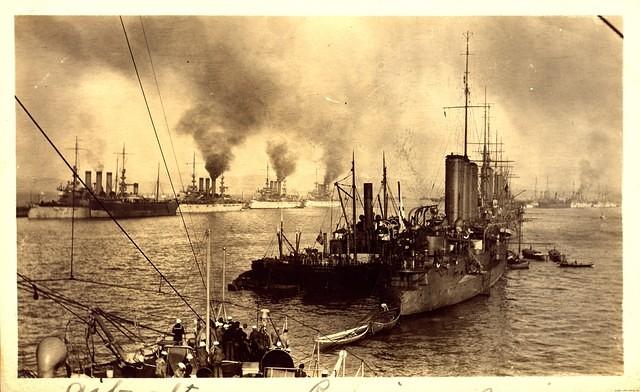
[[18, 274, 170, 336], [119, 16, 206, 290], [14, 96, 203, 323]]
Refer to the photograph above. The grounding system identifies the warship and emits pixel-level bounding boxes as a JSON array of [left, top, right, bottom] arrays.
[[28, 144, 178, 219], [248, 164, 303, 209], [178, 154, 244, 213], [386, 32, 519, 315], [303, 181, 340, 208], [233, 33, 519, 317], [232, 155, 392, 295]]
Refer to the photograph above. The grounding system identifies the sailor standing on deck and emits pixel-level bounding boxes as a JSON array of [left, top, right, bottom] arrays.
[[172, 318, 186, 345], [196, 341, 208, 369], [195, 319, 205, 345], [209, 341, 224, 377], [248, 325, 259, 360], [155, 350, 167, 378]]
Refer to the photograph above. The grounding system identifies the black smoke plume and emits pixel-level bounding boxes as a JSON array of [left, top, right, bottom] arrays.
[[577, 159, 600, 196], [266, 140, 297, 180]]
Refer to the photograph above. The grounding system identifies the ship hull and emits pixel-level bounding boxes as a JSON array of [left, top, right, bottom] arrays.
[[248, 200, 303, 209], [27, 205, 91, 219], [89, 199, 178, 218], [391, 253, 506, 316], [248, 258, 388, 293], [303, 199, 340, 208], [536, 201, 571, 208], [178, 203, 244, 213]]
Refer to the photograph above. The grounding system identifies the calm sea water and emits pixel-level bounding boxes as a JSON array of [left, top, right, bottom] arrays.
[[16, 205, 622, 376]]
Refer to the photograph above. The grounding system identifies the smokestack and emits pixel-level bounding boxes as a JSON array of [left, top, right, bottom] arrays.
[[133, 183, 139, 195], [363, 183, 374, 232], [469, 162, 479, 222], [270, 181, 275, 192], [84, 171, 92, 191], [199, 178, 204, 193], [445, 155, 465, 225], [213, 178, 217, 196], [106, 172, 113, 195], [205, 178, 211, 195], [461, 160, 471, 222], [95, 171, 103, 195]]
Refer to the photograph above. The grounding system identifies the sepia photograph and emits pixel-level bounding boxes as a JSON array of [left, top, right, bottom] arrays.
[[3, 5, 638, 391]]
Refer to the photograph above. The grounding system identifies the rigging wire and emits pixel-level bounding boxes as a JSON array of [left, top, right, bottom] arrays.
[[136, 16, 206, 291], [118, 16, 206, 289], [14, 96, 203, 323], [138, 16, 186, 193], [20, 271, 378, 374], [18, 274, 169, 336]]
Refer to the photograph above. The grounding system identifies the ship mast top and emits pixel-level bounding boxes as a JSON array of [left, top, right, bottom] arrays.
[[382, 152, 388, 220], [191, 152, 196, 190], [443, 32, 479, 158], [117, 144, 128, 197], [351, 150, 357, 263], [463, 30, 471, 158]]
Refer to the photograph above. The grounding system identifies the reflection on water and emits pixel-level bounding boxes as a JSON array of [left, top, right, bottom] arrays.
[[17, 206, 622, 375]]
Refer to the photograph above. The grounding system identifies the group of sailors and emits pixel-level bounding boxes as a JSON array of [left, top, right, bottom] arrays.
[[155, 316, 293, 378]]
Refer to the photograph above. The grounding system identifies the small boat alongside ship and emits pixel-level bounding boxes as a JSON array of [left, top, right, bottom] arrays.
[[522, 246, 546, 261], [548, 248, 562, 263], [315, 307, 400, 351], [559, 259, 594, 268]]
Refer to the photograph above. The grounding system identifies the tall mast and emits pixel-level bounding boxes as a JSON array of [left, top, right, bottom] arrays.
[[463, 31, 471, 158], [70, 136, 78, 279], [222, 247, 227, 319], [155, 163, 160, 201], [351, 151, 357, 263], [191, 152, 196, 190], [205, 229, 211, 353], [73, 137, 79, 191], [482, 87, 488, 165], [118, 144, 127, 197], [382, 152, 388, 220]]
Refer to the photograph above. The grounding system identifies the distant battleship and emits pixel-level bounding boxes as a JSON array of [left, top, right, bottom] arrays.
[[303, 182, 339, 208], [28, 144, 177, 219], [536, 195, 571, 209], [178, 155, 244, 213], [248, 165, 302, 209]]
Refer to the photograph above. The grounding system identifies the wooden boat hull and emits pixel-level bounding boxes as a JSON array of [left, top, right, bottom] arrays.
[[522, 249, 545, 260], [508, 260, 529, 270], [559, 263, 593, 268], [369, 309, 400, 335], [315, 325, 369, 351]]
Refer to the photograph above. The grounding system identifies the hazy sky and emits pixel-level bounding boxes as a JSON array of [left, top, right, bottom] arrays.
[[14, 16, 622, 199]]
